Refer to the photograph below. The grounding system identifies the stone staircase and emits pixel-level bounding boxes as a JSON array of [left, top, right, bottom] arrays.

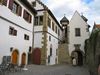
[[58, 43, 71, 64]]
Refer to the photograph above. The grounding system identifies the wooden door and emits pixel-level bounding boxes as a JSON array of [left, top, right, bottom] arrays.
[[21, 53, 26, 65], [33, 48, 41, 65], [11, 50, 18, 64]]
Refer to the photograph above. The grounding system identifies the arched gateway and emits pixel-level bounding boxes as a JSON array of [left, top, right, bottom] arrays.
[[11, 50, 19, 65], [71, 50, 84, 66], [21, 53, 26, 65]]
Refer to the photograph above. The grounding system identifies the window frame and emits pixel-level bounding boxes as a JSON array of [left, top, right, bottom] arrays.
[[24, 34, 29, 40], [9, 26, 17, 36], [23, 10, 32, 23], [75, 28, 81, 37]]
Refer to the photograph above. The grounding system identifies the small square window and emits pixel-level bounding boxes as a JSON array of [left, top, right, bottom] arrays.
[[9, 27, 17, 36], [24, 34, 29, 40]]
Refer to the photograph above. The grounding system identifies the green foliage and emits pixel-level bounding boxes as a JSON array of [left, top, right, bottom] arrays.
[[85, 29, 100, 64]]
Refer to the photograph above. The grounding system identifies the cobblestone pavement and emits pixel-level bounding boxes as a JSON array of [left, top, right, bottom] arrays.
[[6, 64, 90, 75]]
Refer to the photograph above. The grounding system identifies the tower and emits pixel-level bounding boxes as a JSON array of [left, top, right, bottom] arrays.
[[60, 16, 69, 43]]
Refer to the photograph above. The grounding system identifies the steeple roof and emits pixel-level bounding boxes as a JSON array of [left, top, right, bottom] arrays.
[[60, 16, 69, 24]]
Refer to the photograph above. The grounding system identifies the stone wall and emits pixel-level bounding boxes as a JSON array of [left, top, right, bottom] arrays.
[[58, 43, 71, 64]]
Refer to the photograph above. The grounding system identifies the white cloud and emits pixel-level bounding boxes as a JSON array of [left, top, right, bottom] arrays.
[[42, 0, 100, 30]]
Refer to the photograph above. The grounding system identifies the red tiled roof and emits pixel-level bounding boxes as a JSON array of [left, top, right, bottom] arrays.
[[95, 24, 100, 28]]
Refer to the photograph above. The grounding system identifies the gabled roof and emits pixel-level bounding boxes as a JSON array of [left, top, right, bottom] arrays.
[[60, 16, 69, 24], [68, 11, 89, 26]]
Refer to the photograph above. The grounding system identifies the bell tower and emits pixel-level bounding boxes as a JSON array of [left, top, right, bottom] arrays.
[[60, 15, 69, 43]]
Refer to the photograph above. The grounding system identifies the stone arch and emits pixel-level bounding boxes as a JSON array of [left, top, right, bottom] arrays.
[[71, 50, 84, 66], [21, 52, 26, 65], [32, 48, 41, 65], [11, 49, 19, 65]]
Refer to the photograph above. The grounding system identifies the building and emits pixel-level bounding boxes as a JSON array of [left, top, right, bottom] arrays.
[[0, 0, 36, 65], [60, 11, 90, 65], [92, 23, 100, 32], [28, 0, 63, 65]]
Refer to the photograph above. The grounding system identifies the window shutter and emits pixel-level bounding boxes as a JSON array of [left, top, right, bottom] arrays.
[[2, 0, 7, 6], [17, 6, 22, 16], [8, 0, 14, 10]]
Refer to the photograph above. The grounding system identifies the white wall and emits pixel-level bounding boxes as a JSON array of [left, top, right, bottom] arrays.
[[33, 0, 62, 65], [0, 18, 32, 64], [68, 11, 90, 55], [34, 26, 43, 48], [0, 0, 34, 64], [46, 27, 58, 65]]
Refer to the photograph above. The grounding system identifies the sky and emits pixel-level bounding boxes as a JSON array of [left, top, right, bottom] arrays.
[[41, 0, 100, 30]]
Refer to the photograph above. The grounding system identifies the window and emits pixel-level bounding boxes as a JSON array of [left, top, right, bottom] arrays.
[[50, 47, 52, 56], [12, 2, 18, 13], [48, 55, 50, 63], [11, 1, 22, 16], [58, 29, 60, 36], [9, 27, 17, 36], [56, 49, 57, 56], [55, 26, 57, 33], [13, 30, 17, 36], [29, 46, 32, 52], [48, 17, 51, 28], [34, 16, 38, 25], [24, 34, 29, 40], [49, 36, 51, 41], [39, 16, 43, 25], [86, 28, 89, 32], [23, 10, 32, 23], [75, 28, 81, 36], [34, 16, 43, 25], [52, 22, 54, 31]]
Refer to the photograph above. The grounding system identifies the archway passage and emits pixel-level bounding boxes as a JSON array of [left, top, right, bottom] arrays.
[[21, 53, 26, 65], [71, 51, 83, 66], [77, 51, 83, 66], [11, 50, 19, 65], [32, 48, 41, 65]]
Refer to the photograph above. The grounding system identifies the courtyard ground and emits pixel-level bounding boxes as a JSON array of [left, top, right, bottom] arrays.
[[7, 64, 90, 75]]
